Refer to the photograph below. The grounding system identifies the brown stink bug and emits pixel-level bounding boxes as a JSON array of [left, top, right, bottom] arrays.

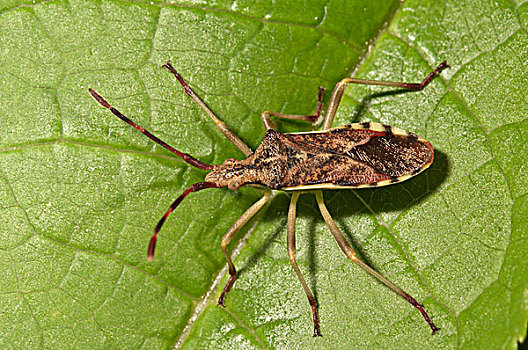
[[89, 60, 448, 337]]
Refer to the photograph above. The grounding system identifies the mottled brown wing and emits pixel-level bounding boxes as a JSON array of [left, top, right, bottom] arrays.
[[281, 154, 392, 188], [284, 126, 433, 179], [346, 133, 433, 177], [284, 128, 382, 154]]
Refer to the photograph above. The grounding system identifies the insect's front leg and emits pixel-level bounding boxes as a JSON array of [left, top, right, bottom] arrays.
[[287, 192, 322, 337], [218, 191, 271, 306], [163, 61, 253, 156], [314, 190, 439, 334], [260, 86, 325, 130]]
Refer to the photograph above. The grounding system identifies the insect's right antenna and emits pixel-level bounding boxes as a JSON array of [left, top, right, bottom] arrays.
[[147, 181, 220, 261], [88, 88, 214, 171]]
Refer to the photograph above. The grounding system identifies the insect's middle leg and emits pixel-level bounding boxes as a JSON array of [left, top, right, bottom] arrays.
[[287, 192, 322, 337], [218, 191, 271, 306], [314, 190, 439, 334], [260, 86, 325, 130], [163, 62, 253, 156]]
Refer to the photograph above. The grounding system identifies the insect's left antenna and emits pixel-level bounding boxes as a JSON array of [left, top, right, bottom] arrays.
[[147, 181, 220, 261], [88, 88, 214, 170]]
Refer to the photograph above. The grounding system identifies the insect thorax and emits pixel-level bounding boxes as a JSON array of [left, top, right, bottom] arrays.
[[204, 129, 290, 190]]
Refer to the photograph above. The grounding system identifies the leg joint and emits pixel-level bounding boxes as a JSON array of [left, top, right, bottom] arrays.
[[345, 250, 358, 262]]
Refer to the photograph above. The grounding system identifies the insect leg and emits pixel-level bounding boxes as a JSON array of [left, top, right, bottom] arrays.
[[218, 191, 272, 306], [287, 192, 322, 337], [314, 191, 439, 334], [260, 86, 325, 130], [322, 61, 449, 130], [163, 62, 253, 156]]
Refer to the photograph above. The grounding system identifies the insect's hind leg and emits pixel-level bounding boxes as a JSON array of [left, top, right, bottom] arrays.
[[314, 190, 439, 334], [163, 62, 253, 156], [260, 86, 325, 130], [287, 192, 322, 337], [321, 61, 449, 130], [218, 191, 271, 306]]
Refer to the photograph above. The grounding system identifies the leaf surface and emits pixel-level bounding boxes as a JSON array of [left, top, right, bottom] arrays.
[[0, 0, 526, 349]]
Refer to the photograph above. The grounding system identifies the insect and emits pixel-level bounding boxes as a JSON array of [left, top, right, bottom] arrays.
[[89, 60, 448, 337]]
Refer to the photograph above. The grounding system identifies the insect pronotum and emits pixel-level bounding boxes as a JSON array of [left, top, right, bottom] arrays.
[[89, 60, 448, 337]]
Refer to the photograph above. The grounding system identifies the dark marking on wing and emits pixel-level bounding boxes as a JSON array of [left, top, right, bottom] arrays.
[[347, 134, 433, 177], [383, 124, 393, 136], [390, 176, 400, 184], [407, 132, 418, 141]]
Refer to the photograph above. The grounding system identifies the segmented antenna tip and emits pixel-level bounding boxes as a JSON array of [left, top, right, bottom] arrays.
[[147, 234, 157, 262]]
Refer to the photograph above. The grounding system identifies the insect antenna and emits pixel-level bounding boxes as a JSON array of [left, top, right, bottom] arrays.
[[147, 181, 220, 262], [88, 88, 214, 170]]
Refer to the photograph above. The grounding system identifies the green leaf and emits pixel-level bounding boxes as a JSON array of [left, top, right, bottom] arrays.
[[0, 0, 526, 349]]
